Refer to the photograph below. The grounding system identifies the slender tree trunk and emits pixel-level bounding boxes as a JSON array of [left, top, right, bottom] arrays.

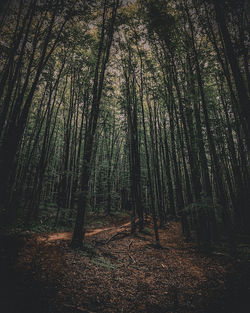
[[71, 0, 119, 249]]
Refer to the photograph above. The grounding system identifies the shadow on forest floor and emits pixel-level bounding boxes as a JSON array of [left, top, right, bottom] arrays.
[[1, 216, 250, 313]]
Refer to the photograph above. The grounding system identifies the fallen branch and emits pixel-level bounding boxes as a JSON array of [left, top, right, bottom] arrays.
[[105, 231, 128, 244]]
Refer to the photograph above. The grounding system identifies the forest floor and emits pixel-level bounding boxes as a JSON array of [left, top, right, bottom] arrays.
[[1, 213, 250, 313]]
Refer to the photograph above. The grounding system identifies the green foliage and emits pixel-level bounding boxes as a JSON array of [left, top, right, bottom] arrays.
[[183, 196, 220, 216], [1, 0, 249, 252], [140, 227, 152, 235], [91, 256, 116, 270], [143, 0, 177, 44], [81, 243, 97, 257]]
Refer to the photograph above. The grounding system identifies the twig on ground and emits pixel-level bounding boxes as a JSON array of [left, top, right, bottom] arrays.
[[64, 304, 93, 312], [128, 240, 133, 250], [128, 240, 136, 264]]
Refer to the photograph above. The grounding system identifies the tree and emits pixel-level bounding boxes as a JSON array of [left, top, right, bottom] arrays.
[[71, 0, 120, 249]]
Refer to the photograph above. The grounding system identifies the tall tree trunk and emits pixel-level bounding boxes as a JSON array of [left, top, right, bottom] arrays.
[[71, 0, 119, 249]]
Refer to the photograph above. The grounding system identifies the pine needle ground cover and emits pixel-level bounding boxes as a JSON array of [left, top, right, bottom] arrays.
[[1, 216, 249, 313]]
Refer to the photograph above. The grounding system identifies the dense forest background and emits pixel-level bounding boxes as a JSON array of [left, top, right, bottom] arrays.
[[1, 1, 250, 312], [0, 0, 249, 253]]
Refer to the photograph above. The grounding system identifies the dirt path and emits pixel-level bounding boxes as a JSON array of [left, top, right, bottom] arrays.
[[1, 219, 250, 313], [37, 220, 132, 243]]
